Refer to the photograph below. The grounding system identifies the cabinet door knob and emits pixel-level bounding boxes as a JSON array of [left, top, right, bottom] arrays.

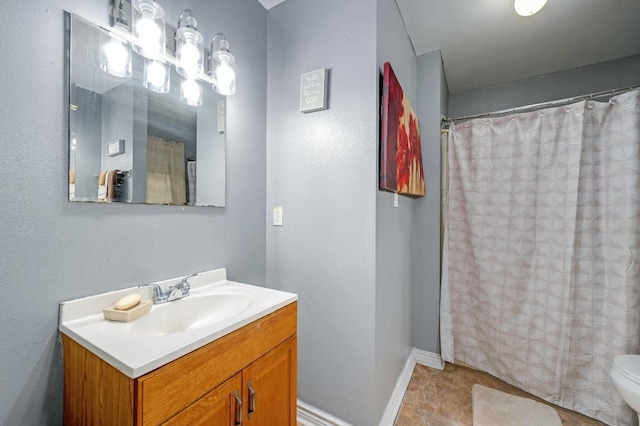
[[234, 390, 243, 425], [248, 380, 256, 418]]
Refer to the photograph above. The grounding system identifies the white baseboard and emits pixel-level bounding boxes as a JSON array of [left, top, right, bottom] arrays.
[[378, 351, 417, 425], [412, 348, 445, 370], [297, 399, 353, 426], [298, 349, 445, 426]]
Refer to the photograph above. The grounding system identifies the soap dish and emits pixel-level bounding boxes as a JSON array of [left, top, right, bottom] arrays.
[[103, 300, 152, 322]]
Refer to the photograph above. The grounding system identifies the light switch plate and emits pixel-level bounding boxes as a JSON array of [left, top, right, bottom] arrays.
[[106, 139, 125, 157], [273, 207, 283, 226]]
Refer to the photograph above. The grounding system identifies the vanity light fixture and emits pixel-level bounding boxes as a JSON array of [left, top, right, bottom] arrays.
[[514, 0, 548, 16], [209, 33, 236, 96], [103, 0, 237, 105], [175, 10, 204, 79], [131, 0, 165, 59]]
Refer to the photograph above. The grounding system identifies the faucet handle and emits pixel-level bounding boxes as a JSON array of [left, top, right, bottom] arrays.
[[178, 273, 197, 291], [138, 283, 166, 303]]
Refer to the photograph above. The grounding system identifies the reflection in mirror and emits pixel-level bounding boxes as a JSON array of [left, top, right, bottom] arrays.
[[68, 14, 226, 207]]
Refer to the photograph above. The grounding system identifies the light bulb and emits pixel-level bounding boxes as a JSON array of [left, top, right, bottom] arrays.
[[132, 0, 165, 59], [514, 0, 547, 16], [147, 61, 166, 87], [178, 42, 201, 77], [136, 12, 162, 56], [137, 12, 161, 39], [216, 60, 236, 95], [209, 34, 236, 96], [217, 61, 234, 87], [100, 32, 131, 78], [181, 79, 202, 106], [176, 12, 204, 79], [104, 40, 128, 75]]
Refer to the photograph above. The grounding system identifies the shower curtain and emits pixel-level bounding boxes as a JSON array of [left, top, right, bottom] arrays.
[[441, 90, 640, 426], [146, 136, 187, 205]]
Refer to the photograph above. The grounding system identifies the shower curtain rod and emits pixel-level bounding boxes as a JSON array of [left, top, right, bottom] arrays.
[[442, 85, 640, 127]]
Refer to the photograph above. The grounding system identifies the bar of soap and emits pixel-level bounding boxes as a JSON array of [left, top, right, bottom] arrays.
[[114, 294, 141, 311], [104, 300, 152, 322]]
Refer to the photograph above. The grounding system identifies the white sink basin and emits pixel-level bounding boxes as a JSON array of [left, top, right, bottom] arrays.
[[59, 268, 297, 378], [128, 292, 256, 336]]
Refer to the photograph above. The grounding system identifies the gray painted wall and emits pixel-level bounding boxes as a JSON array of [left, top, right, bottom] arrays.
[[0, 0, 267, 424], [265, 0, 378, 424], [72, 87, 102, 201], [375, 0, 416, 421], [449, 54, 640, 118], [196, 90, 226, 207], [102, 83, 134, 173], [413, 50, 448, 353], [131, 82, 149, 203]]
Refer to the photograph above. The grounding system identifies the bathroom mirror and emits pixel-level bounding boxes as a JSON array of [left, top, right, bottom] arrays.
[[68, 14, 226, 207]]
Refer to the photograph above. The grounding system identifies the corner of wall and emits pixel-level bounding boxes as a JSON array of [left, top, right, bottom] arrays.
[[412, 50, 446, 354]]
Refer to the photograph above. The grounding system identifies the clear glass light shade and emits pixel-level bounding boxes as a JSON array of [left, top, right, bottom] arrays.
[[100, 33, 132, 78], [176, 11, 204, 78], [143, 59, 170, 93], [514, 0, 548, 16], [210, 34, 236, 96], [132, 0, 166, 59], [180, 78, 203, 106]]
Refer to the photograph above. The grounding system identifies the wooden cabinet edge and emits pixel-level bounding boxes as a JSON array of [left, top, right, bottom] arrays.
[[62, 334, 136, 425]]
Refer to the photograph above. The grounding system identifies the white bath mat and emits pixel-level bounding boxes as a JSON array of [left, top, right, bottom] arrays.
[[472, 384, 562, 426]]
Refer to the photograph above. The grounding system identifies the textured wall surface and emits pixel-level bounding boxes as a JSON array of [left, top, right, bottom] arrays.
[[375, 0, 417, 421], [448, 54, 640, 118], [265, 0, 378, 424], [413, 50, 448, 353], [0, 0, 267, 424]]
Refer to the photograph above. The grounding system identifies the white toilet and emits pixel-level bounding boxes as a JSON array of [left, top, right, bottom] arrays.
[[611, 354, 640, 424]]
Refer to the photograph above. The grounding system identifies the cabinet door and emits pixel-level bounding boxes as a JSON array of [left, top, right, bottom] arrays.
[[163, 373, 243, 426], [243, 337, 297, 426]]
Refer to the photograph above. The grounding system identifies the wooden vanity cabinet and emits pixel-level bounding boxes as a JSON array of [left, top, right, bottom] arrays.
[[63, 302, 297, 425]]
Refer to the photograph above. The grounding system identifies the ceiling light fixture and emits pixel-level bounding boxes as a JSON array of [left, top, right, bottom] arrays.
[[514, 0, 548, 16]]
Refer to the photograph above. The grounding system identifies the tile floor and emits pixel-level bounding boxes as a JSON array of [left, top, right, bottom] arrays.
[[395, 363, 607, 426]]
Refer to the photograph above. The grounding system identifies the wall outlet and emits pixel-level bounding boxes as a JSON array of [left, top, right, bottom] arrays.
[[273, 207, 283, 226]]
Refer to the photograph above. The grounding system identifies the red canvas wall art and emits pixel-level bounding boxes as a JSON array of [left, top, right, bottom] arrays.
[[380, 62, 425, 197]]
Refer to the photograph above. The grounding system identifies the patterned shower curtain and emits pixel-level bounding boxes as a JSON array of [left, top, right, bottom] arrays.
[[146, 136, 187, 205], [441, 90, 640, 426]]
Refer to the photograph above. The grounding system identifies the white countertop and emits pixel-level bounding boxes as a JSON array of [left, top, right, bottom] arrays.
[[59, 268, 297, 378]]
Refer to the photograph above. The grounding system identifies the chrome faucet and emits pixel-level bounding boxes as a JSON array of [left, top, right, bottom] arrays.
[[141, 273, 196, 304]]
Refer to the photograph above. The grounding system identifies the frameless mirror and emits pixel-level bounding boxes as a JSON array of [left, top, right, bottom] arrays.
[[68, 13, 226, 207]]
